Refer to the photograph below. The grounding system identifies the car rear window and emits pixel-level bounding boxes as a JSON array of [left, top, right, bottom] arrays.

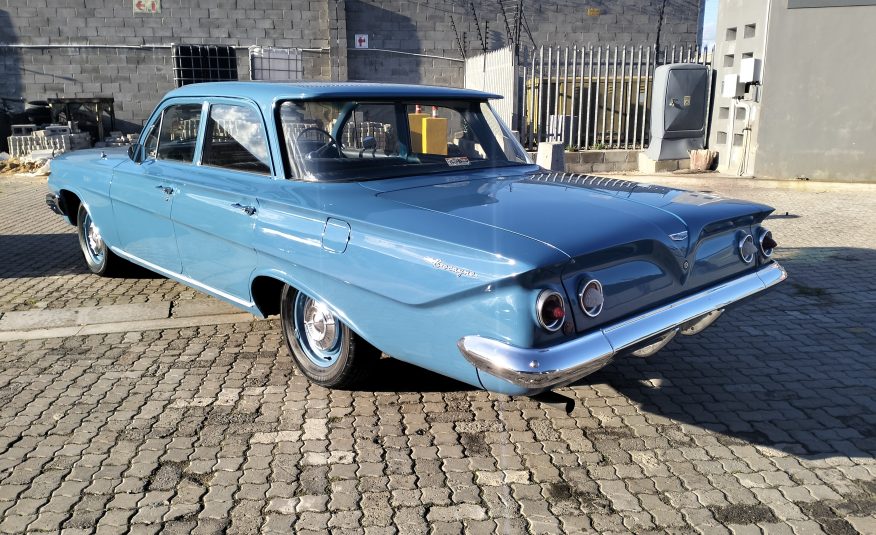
[[201, 104, 271, 175]]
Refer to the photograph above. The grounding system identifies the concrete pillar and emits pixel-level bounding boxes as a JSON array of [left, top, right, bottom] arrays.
[[536, 141, 565, 171]]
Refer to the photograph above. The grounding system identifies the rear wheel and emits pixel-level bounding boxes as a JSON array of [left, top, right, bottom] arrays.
[[76, 204, 122, 276], [280, 284, 378, 388]]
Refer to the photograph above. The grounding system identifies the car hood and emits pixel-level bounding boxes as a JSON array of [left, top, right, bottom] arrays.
[[367, 170, 773, 258]]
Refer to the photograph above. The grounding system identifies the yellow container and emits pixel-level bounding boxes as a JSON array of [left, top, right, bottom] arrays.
[[421, 116, 448, 155], [407, 112, 429, 152]]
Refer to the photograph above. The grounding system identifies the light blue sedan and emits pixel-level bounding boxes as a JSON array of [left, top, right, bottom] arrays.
[[46, 82, 785, 396]]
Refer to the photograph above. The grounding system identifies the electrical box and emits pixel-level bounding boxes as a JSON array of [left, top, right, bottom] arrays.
[[722, 73, 745, 98], [739, 57, 762, 84], [645, 63, 710, 161]]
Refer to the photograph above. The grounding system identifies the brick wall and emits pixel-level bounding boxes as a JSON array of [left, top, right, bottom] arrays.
[[0, 0, 702, 131]]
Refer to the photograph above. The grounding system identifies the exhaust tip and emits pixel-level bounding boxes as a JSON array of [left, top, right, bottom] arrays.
[[630, 328, 679, 358], [680, 309, 724, 336]]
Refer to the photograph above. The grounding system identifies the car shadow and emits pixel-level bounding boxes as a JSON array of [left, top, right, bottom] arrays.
[[360, 355, 477, 393], [565, 247, 876, 460], [0, 233, 163, 279], [0, 233, 86, 278]]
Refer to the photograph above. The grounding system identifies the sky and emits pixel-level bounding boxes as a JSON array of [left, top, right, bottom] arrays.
[[702, 0, 719, 46]]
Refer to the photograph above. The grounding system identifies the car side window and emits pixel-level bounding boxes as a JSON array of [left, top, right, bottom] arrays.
[[156, 104, 202, 163], [201, 104, 271, 175]]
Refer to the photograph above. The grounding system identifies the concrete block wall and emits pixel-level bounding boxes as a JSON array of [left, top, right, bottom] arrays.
[[564, 149, 639, 173], [345, 0, 704, 86], [1, 0, 703, 131], [0, 1, 331, 132]]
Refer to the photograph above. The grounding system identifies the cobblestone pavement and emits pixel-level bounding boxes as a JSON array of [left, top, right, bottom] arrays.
[[0, 176, 197, 313], [0, 174, 874, 534]]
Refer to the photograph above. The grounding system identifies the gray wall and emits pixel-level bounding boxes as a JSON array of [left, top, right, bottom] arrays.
[[711, 0, 876, 181], [0, 0, 334, 132], [708, 0, 768, 175], [346, 0, 705, 86], [1, 0, 703, 132], [756, 0, 876, 181]]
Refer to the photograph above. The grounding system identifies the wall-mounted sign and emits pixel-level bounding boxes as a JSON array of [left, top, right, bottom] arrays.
[[587, 7, 601, 16], [133, 0, 160, 14], [354, 34, 369, 49]]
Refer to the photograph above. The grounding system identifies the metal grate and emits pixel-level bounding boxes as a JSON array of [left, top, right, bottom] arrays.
[[172, 45, 238, 87]]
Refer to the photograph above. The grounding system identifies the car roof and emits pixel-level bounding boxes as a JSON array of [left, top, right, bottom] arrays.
[[165, 81, 502, 105]]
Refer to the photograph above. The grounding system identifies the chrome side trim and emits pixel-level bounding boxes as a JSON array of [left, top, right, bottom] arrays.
[[111, 247, 255, 309], [458, 262, 787, 390]]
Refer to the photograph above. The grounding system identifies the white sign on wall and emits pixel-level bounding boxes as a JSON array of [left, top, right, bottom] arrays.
[[354, 34, 369, 49], [133, 0, 161, 14]]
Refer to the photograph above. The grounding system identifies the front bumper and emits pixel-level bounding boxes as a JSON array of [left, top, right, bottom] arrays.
[[45, 192, 65, 215], [458, 262, 787, 390]]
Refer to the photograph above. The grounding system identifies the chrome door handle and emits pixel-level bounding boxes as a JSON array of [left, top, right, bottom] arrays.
[[156, 185, 174, 195], [232, 203, 257, 216]]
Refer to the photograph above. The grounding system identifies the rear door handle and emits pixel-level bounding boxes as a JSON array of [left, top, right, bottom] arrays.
[[232, 203, 257, 216], [156, 185, 174, 195]]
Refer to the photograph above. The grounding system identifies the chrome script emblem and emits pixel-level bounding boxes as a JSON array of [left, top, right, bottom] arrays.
[[425, 257, 478, 279], [669, 231, 689, 241]]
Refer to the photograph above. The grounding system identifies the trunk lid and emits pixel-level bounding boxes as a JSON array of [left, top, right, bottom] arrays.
[[372, 171, 692, 258]]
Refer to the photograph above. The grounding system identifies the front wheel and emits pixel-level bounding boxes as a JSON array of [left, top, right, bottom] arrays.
[[76, 204, 122, 276], [280, 285, 378, 388]]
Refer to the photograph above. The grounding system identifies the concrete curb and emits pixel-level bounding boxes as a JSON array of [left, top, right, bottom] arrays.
[[0, 312, 261, 342]]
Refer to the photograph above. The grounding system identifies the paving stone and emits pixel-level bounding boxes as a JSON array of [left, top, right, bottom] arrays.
[[0, 176, 874, 535]]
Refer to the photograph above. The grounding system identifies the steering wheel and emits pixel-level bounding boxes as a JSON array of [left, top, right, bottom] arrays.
[[296, 127, 345, 159]]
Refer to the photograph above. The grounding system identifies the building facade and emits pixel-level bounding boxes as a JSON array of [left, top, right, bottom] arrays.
[[709, 0, 876, 181], [1, 0, 703, 131]]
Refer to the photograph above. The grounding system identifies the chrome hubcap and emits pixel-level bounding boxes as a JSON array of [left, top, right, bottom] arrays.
[[303, 299, 338, 351], [83, 213, 104, 262]]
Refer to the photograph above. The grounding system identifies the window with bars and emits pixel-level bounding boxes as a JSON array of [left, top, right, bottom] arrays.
[[171, 45, 239, 87]]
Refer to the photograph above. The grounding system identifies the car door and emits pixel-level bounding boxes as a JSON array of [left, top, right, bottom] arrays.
[[110, 100, 204, 273], [171, 99, 270, 303]]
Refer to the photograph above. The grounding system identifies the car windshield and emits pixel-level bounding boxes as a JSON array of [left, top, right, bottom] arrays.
[[278, 99, 532, 181]]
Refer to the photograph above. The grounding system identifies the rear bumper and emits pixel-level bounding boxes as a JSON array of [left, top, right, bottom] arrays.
[[458, 262, 787, 391], [45, 192, 65, 215]]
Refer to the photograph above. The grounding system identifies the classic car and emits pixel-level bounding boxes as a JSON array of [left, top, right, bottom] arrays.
[[46, 81, 785, 396]]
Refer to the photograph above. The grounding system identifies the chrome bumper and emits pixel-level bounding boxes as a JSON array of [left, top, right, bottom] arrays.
[[45, 193, 65, 215], [458, 262, 787, 390]]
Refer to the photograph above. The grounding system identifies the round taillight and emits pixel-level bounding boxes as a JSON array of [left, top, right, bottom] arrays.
[[578, 279, 604, 317], [536, 290, 565, 332], [738, 234, 756, 264], [758, 229, 777, 258]]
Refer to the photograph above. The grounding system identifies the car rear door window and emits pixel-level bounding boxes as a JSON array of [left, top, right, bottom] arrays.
[[156, 104, 202, 163], [201, 104, 271, 175]]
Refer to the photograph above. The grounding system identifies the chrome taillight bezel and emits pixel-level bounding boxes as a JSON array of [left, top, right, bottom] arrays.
[[578, 279, 604, 318], [758, 228, 774, 258], [535, 290, 566, 332], [738, 234, 755, 264]]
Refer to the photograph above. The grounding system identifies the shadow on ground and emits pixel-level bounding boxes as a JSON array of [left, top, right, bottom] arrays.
[[363, 356, 476, 394], [0, 233, 85, 277], [567, 247, 876, 460], [0, 233, 163, 279]]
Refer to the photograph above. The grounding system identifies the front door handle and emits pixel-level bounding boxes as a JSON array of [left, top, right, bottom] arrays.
[[156, 185, 174, 195], [232, 203, 257, 216]]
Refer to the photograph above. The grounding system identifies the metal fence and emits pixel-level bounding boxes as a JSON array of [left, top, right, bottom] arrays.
[[516, 44, 714, 150], [464, 46, 518, 130]]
